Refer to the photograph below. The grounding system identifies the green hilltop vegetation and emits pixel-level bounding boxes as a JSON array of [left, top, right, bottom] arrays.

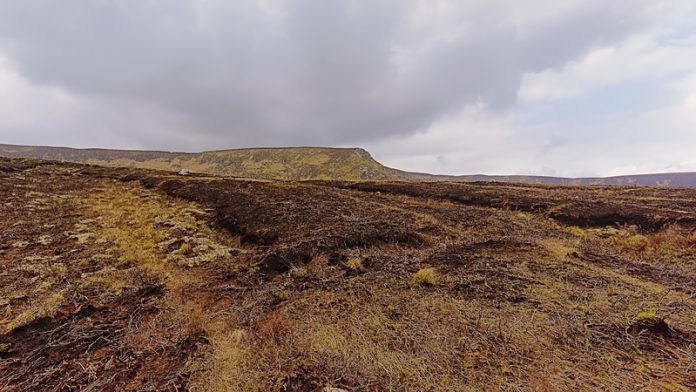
[[0, 144, 416, 181]]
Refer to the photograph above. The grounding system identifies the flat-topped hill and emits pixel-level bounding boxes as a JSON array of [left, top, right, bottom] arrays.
[[0, 144, 410, 181]]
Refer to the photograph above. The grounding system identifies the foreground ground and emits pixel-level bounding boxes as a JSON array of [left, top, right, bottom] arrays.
[[0, 157, 695, 391]]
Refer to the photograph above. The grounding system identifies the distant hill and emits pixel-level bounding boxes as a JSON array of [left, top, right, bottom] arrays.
[[450, 173, 696, 187], [0, 144, 414, 181], [2, 143, 696, 186]]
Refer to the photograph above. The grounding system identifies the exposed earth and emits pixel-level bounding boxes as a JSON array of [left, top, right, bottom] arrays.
[[1, 157, 695, 391]]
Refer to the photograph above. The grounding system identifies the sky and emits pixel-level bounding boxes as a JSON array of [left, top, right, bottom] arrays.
[[0, 0, 695, 177]]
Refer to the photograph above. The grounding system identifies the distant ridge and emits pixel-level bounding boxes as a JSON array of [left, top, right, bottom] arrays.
[[448, 172, 696, 188], [2, 143, 696, 187], [0, 143, 411, 181]]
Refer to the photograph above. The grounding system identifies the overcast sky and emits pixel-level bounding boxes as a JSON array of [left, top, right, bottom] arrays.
[[0, 1, 695, 177]]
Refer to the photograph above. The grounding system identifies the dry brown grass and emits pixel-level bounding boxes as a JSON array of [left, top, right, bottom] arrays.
[[82, 189, 168, 267], [568, 224, 693, 263], [207, 329, 251, 392], [206, 284, 695, 391], [3, 292, 63, 333]]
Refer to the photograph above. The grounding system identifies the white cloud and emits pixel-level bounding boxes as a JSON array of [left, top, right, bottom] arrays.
[[518, 33, 696, 103], [373, 61, 696, 177], [365, 103, 552, 175]]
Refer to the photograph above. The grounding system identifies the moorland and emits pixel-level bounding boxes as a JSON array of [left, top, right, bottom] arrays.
[[1, 156, 695, 391]]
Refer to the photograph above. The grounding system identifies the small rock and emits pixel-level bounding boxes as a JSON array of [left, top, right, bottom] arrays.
[[72, 223, 90, 233], [178, 168, 192, 176], [70, 233, 93, 244], [12, 241, 29, 248], [181, 207, 208, 219]]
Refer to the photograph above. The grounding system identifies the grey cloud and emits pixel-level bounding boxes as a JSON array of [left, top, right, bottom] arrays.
[[517, 2, 660, 70], [0, 0, 676, 150]]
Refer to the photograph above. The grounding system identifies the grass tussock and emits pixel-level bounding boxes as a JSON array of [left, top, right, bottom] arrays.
[[178, 242, 192, 255], [411, 268, 437, 287], [346, 257, 364, 271], [636, 309, 659, 322]]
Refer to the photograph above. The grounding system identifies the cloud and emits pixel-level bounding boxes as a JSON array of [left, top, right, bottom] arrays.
[[0, 56, 83, 144], [0, 0, 694, 176], [518, 34, 696, 103]]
